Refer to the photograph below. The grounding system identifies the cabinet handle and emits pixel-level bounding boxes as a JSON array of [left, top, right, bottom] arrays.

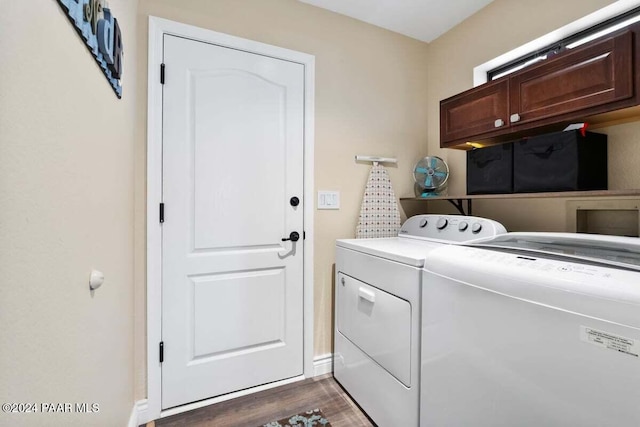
[[510, 113, 521, 123], [494, 118, 504, 128]]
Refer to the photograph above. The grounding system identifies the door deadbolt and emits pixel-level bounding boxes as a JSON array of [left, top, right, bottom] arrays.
[[290, 196, 300, 207]]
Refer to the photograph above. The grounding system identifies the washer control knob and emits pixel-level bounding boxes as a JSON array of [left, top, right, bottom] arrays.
[[471, 222, 483, 233], [437, 218, 448, 230], [419, 218, 428, 228], [458, 221, 468, 232]]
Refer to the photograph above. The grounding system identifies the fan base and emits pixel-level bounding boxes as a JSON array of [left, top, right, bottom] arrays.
[[419, 191, 441, 198], [414, 184, 447, 198]]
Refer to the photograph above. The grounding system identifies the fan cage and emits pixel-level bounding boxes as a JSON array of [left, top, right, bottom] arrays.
[[413, 156, 449, 191]]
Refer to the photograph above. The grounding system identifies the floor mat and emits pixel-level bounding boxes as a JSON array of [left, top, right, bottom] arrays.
[[261, 408, 331, 427]]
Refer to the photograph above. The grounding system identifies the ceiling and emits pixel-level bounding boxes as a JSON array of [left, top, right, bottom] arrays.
[[298, 0, 495, 43]]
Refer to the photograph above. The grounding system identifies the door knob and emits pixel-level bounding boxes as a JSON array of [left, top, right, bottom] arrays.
[[290, 196, 300, 207], [282, 231, 300, 242]]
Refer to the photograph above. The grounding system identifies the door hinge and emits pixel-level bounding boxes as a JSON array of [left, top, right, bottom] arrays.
[[160, 63, 165, 84], [159, 341, 164, 363], [159, 203, 165, 223]]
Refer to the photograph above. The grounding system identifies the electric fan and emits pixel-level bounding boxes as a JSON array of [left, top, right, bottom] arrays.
[[413, 156, 449, 197]]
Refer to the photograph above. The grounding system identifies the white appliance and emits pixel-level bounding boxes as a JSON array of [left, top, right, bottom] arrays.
[[421, 232, 640, 427], [334, 214, 506, 427]]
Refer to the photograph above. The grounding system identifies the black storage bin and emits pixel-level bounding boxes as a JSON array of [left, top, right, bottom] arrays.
[[467, 143, 513, 194], [513, 130, 607, 193]]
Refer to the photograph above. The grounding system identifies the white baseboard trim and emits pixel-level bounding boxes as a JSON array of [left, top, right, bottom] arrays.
[[129, 399, 149, 427], [313, 353, 333, 377]]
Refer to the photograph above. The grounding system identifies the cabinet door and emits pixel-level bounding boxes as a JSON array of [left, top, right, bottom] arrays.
[[440, 79, 509, 145], [509, 31, 633, 126]]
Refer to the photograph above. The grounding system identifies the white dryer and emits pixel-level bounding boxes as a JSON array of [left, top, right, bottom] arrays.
[[334, 214, 506, 427], [421, 232, 640, 427]]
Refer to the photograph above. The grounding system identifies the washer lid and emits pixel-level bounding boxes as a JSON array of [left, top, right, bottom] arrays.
[[471, 232, 640, 271], [425, 244, 640, 328], [336, 237, 443, 267]]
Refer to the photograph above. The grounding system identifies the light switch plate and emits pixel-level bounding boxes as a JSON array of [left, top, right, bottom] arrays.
[[318, 191, 340, 210]]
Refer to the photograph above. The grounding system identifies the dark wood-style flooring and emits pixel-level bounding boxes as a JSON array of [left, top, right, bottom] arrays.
[[149, 375, 375, 427]]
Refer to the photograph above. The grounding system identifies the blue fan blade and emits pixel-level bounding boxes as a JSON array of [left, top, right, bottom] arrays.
[[415, 167, 428, 174], [434, 171, 447, 178], [430, 157, 437, 168], [424, 175, 433, 187]]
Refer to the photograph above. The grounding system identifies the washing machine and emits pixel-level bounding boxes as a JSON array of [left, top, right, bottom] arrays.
[[421, 232, 640, 427], [334, 214, 506, 427]]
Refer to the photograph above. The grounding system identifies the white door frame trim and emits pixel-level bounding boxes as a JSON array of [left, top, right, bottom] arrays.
[[145, 16, 315, 423]]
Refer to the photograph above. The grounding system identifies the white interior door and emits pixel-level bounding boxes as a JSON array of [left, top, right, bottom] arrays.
[[161, 34, 305, 409]]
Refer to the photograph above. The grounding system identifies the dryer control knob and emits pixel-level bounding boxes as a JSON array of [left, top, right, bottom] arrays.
[[472, 222, 483, 233], [458, 221, 468, 231], [437, 218, 448, 230], [419, 218, 428, 228]]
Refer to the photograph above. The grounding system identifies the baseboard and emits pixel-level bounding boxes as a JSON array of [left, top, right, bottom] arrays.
[[128, 399, 149, 427], [313, 353, 333, 377]]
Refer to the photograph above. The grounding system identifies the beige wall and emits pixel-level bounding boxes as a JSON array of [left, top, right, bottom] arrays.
[[0, 1, 137, 426], [425, 0, 640, 232], [134, 0, 429, 398], [4, 0, 639, 419]]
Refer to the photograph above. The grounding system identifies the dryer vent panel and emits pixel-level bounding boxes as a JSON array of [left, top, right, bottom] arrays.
[[567, 199, 640, 237]]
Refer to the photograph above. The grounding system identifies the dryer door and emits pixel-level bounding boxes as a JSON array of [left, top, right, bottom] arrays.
[[337, 273, 412, 386]]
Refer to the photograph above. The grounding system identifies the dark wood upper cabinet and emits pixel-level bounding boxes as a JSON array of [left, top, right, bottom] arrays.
[[509, 31, 633, 126], [440, 79, 509, 144], [440, 28, 640, 149]]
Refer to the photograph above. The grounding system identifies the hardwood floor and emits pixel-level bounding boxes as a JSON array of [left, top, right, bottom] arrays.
[[149, 375, 375, 427]]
